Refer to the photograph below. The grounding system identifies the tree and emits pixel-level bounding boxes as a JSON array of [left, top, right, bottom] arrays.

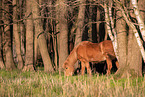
[[32, 0, 54, 72], [131, 0, 145, 41], [74, 0, 86, 46], [23, 0, 34, 71], [13, 0, 24, 69], [3, 0, 16, 70], [56, 0, 69, 74], [113, 0, 143, 79], [0, 0, 5, 69]]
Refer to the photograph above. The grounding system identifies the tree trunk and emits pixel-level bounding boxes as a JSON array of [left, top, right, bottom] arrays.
[[114, 0, 128, 79], [114, 0, 145, 62], [0, 0, 5, 69], [114, 0, 143, 79], [13, 0, 23, 69], [0, 28, 5, 69], [74, 0, 86, 46], [127, 29, 142, 77], [23, 0, 34, 71], [104, 3, 118, 60], [138, 0, 145, 73], [131, 0, 145, 41], [32, 0, 54, 72], [3, 0, 16, 70], [56, 0, 68, 74], [88, 3, 92, 42], [73, 0, 86, 71]]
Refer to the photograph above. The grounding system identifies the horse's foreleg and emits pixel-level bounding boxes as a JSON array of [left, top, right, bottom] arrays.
[[81, 61, 85, 75], [106, 58, 112, 75], [85, 62, 92, 76], [115, 61, 119, 69]]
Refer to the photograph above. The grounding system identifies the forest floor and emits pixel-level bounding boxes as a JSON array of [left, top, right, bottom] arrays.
[[0, 70, 145, 97]]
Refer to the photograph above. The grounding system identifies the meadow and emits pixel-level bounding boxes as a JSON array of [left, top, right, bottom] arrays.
[[0, 70, 145, 97]]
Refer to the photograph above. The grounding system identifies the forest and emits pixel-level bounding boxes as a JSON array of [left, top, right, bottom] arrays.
[[0, 0, 145, 79]]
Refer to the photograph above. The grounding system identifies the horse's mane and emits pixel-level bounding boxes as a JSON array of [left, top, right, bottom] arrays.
[[64, 44, 78, 66]]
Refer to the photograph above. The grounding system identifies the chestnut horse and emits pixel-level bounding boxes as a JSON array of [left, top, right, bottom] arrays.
[[63, 40, 119, 76]]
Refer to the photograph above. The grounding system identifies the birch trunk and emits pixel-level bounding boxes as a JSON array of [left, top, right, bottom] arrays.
[[104, 3, 118, 60], [131, 0, 145, 41]]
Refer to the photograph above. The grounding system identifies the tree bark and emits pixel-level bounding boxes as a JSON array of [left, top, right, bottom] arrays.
[[13, 0, 23, 69], [32, 0, 54, 72], [104, 3, 118, 60], [23, 0, 34, 71]]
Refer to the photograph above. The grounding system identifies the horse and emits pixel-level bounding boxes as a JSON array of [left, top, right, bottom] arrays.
[[63, 40, 119, 76]]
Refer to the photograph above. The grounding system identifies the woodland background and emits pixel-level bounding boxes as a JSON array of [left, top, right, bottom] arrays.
[[0, 0, 145, 79]]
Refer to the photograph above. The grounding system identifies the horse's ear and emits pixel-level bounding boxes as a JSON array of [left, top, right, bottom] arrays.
[[63, 63, 68, 69]]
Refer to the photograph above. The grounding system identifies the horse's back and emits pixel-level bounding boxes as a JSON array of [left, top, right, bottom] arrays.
[[76, 41, 106, 62]]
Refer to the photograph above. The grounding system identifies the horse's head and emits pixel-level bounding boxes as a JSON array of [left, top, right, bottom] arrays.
[[63, 62, 74, 76]]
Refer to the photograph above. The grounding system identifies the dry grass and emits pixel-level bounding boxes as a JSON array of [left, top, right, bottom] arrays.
[[0, 70, 145, 97]]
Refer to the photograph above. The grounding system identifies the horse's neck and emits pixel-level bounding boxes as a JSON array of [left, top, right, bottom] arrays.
[[67, 48, 78, 65]]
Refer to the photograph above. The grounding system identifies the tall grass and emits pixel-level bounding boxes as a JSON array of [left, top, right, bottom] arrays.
[[0, 70, 145, 97]]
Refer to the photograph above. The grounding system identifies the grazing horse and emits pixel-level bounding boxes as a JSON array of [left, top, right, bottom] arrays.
[[63, 40, 119, 76]]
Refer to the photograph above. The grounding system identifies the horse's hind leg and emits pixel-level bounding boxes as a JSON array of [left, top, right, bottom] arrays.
[[115, 61, 119, 69], [85, 62, 92, 76], [106, 58, 112, 75]]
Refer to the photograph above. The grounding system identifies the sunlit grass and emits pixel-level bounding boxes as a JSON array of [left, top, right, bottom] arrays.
[[0, 70, 145, 97]]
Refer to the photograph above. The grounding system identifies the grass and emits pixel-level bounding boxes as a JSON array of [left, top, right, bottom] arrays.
[[0, 70, 145, 97]]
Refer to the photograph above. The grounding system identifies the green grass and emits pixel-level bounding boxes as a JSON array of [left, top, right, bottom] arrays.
[[0, 70, 145, 97]]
